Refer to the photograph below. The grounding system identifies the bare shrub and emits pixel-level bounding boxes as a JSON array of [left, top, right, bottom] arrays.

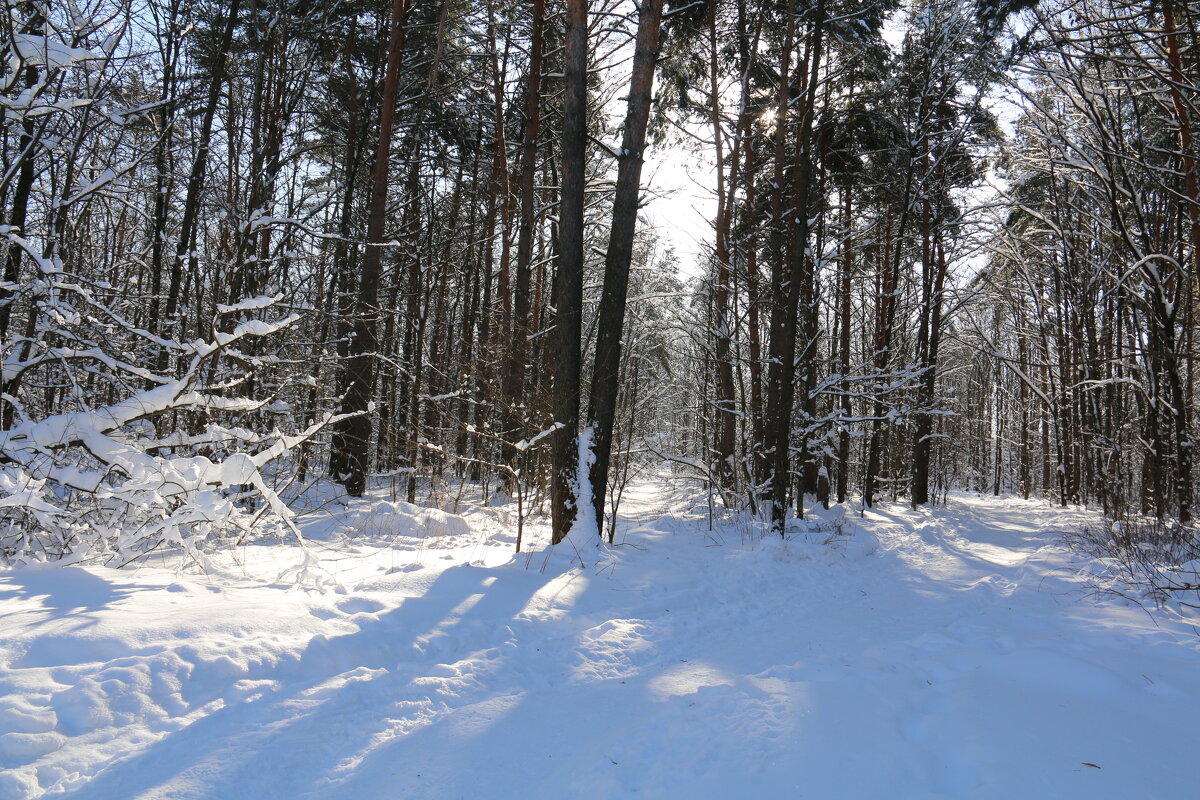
[[1066, 515, 1200, 609]]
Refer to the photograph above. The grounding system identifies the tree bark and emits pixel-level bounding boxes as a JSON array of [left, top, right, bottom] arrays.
[[836, 183, 853, 503], [502, 0, 546, 465], [586, 0, 665, 538], [331, 0, 408, 497], [708, 0, 737, 492], [767, 2, 824, 534], [550, 0, 588, 544]]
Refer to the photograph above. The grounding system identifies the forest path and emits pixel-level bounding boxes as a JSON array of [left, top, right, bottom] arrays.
[[3, 477, 1200, 799]]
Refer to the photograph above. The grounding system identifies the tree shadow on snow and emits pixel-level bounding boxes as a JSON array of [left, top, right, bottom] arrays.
[[0, 567, 146, 613], [52, 562, 554, 800]]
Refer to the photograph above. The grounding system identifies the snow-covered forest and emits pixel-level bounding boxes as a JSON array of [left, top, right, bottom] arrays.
[[2, 0, 1200, 797]]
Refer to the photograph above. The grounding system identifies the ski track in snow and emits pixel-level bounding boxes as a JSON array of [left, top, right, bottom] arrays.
[[2, 476, 1199, 799]]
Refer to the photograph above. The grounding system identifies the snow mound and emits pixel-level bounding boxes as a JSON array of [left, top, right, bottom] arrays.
[[347, 500, 471, 541]]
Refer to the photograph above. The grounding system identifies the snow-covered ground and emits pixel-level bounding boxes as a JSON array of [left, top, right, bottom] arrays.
[[3, 475, 1199, 799]]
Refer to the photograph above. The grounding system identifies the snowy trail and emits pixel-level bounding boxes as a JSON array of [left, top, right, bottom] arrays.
[[3, 477, 1200, 799]]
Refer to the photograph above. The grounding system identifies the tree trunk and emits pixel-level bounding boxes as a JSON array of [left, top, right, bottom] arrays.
[[501, 0, 546, 463], [330, 0, 408, 497], [767, 3, 824, 534], [911, 229, 947, 506], [586, 0, 665, 538], [763, 7, 795, 527], [836, 183, 853, 503], [157, 0, 241, 375], [550, 0, 588, 544], [708, 0, 737, 492]]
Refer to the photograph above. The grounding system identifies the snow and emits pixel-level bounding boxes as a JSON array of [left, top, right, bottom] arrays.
[[10, 36, 101, 70], [2, 476, 1200, 799], [553, 426, 602, 569], [215, 295, 283, 315]]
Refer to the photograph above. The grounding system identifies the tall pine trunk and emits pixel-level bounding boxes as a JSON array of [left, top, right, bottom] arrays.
[[586, 0, 665, 538], [767, 2, 824, 534], [502, 0, 546, 463], [550, 0, 588, 544], [331, 0, 408, 497]]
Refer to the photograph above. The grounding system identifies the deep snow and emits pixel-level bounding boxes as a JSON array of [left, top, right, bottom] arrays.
[[2, 475, 1199, 799]]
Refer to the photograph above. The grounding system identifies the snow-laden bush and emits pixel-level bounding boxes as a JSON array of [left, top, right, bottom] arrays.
[[1067, 515, 1200, 610], [0, 310, 337, 567]]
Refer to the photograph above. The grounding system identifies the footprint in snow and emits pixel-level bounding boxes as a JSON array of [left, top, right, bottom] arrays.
[[335, 597, 386, 616]]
